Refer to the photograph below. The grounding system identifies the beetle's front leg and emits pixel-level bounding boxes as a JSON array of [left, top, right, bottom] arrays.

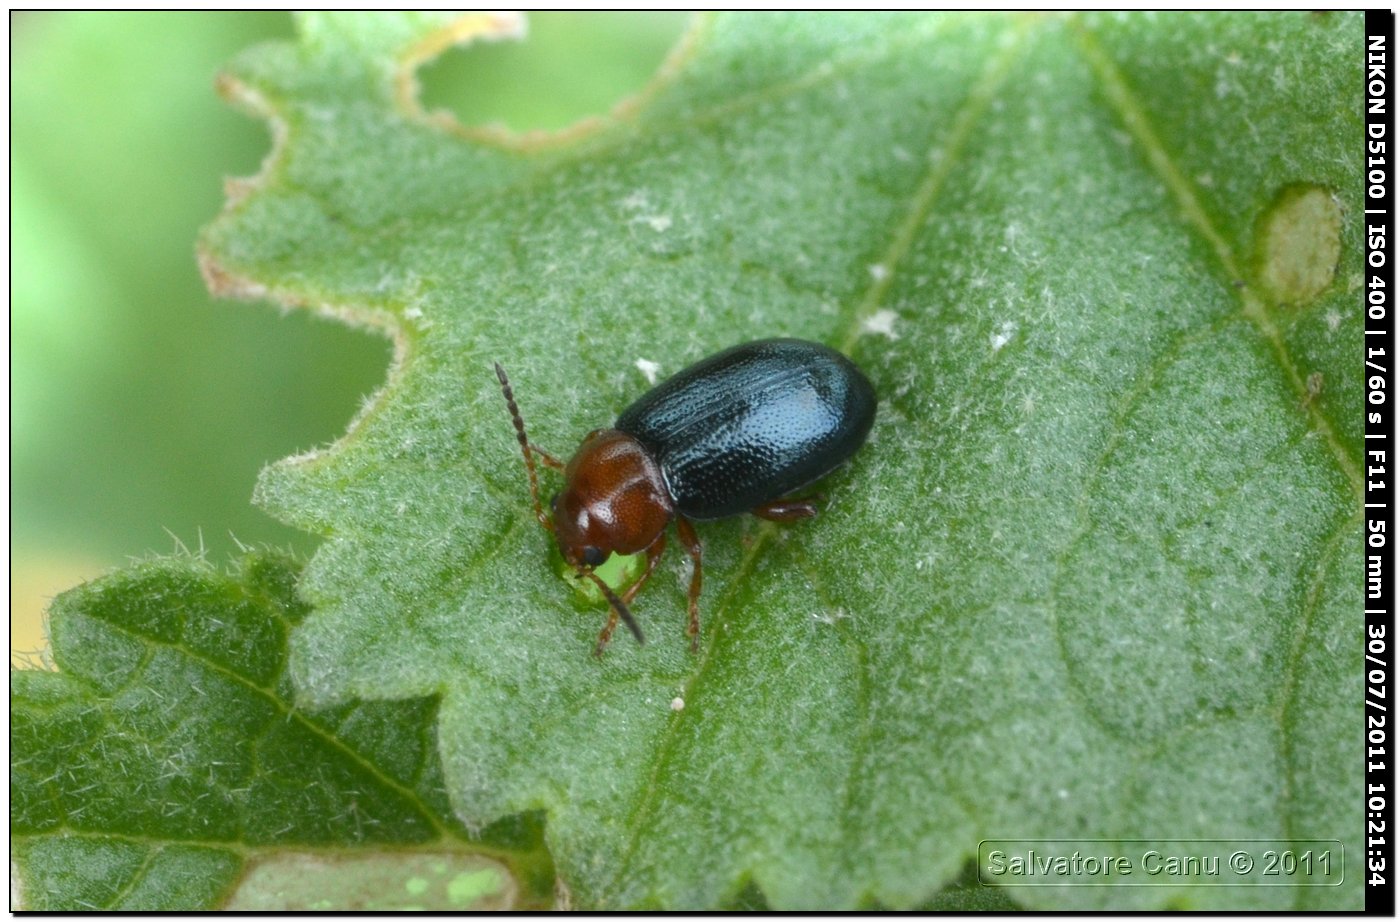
[[529, 443, 565, 471], [675, 517, 704, 652], [622, 532, 668, 605], [594, 606, 620, 657]]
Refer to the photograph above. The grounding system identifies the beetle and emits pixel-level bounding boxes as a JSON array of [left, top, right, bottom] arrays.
[[494, 338, 877, 655]]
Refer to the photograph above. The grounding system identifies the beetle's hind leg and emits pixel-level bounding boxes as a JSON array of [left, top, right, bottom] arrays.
[[750, 495, 823, 522], [675, 517, 704, 652]]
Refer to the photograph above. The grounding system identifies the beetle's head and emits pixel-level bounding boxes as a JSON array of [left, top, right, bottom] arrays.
[[493, 364, 660, 653], [552, 429, 673, 568]]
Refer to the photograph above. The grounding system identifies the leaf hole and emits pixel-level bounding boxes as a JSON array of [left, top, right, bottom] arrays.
[[417, 12, 690, 135], [1252, 183, 1341, 307]]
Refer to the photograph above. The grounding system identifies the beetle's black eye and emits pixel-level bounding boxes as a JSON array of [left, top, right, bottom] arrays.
[[550, 492, 559, 512], [581, 546, 605, 567]]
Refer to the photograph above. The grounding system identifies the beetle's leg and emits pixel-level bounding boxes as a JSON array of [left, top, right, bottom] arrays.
[[750, 495, 823, 522], [621, 532, 668, 605], [594, 605, 620, 657], [585, 569, 643, 656], [675, 517, 704, 653], [529, 443, 565, 471]]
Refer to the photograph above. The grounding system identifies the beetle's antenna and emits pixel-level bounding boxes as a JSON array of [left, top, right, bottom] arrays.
[[583, 569, 645, 646], [494, 362, 552, 531]]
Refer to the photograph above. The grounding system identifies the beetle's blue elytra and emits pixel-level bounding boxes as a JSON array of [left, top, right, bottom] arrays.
[[495, 338, 877, 655]]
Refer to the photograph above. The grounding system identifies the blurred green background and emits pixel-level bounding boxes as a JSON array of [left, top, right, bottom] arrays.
[[12, 11, 690, 661]]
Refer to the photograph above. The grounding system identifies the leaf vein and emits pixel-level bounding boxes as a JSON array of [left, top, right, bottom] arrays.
[[102, 843, 160, 909], [1047, 312, 1245, 742], [1276, 509, 1358, 909], [74, 603, 455, 842]]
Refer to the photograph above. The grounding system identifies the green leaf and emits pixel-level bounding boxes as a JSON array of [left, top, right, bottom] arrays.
[[11, 552, 553, 910], [187, 11, 1361, 910]]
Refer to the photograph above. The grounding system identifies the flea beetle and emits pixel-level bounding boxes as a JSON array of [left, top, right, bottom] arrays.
[[495, 338, 876, 655]]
